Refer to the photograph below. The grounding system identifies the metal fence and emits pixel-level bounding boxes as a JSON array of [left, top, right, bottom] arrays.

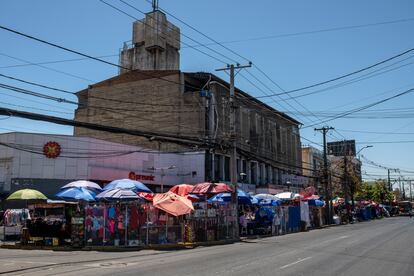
[[82, 202, 236, 247]]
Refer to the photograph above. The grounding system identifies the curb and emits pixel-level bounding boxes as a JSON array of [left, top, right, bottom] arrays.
[[0, 239, 238, 252]]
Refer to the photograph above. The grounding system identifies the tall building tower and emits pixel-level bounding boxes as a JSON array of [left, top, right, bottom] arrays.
[[119, 8, 180, 73]]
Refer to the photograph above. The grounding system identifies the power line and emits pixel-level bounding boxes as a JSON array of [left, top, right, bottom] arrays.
[[336, 128, 414, 135], [101, 0, 233, 64], [256, 46, 414, 99], [0, 52, 95, 83], [184, 17, 414, 48], [302, 86, 414, 128], [142, 0, 250, 63], [0, 106, 213, 147], [0, 25, 202, 90], [3, 16, 414, 70], [0, 54, 118, 69], [265, 55, 414, 103]]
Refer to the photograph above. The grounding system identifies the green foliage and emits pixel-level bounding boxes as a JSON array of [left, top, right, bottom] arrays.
[[355, 180, 392, 202]]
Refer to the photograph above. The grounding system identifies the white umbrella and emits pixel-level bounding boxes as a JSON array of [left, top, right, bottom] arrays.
[[61, 180, 102, 191], [254, 194, 280, 201], [275, 192, 295, 200]]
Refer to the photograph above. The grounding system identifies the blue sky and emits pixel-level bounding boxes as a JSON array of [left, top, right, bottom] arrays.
[[1, 0, 414, 185]]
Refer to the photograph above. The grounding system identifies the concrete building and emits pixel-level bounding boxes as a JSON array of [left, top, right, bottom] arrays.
[[119, 10, 180, 73], [0, 132, 205, 199], [329, 155, 362, 198], [73, 10, 303, 194], [302, 146, 323, 193]]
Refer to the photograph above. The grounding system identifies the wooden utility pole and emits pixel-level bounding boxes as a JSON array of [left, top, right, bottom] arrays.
[[315, 126, 334, 225], [216, 63, 251, 239]]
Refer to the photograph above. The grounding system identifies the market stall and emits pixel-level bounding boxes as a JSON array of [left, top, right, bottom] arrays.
[[27, 200, 76, 246]]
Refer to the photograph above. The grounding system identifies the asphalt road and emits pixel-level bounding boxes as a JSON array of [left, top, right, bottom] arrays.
[[0, 217, 413, 276]]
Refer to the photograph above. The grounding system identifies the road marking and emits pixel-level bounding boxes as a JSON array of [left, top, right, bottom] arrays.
[[280, 257, 312, 269]]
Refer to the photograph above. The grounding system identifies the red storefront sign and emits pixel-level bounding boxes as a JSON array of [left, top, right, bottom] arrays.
[[128, 171, 155, 182]]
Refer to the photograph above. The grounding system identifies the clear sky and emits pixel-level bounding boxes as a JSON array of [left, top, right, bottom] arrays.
[[1, 0, 414, 187]]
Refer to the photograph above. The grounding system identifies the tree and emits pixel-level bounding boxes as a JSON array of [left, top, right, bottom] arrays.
[[355, 180, 393, 203]]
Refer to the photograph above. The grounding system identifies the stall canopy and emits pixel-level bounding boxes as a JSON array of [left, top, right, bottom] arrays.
[[103, 179, 152, 193], [96, 188, 143, 201], [153, 191, 194, 216], [55, 187, 96, 201], [169, 184, 194, 196], [190, 182, 233, 195], [7, 189, 47, 200], [208, 189, 257, 205], [61, 180, 102, 192]]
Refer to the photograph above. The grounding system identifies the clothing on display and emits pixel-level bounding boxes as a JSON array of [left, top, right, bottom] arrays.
[[3, 209, 30, 226]]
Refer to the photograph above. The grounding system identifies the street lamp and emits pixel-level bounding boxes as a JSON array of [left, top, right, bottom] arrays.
[[147, 165, 176, 193], [356, 145, 373, 157]]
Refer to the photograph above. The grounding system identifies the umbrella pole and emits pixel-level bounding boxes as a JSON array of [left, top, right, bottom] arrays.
[[125, 204, 128, 246], [165, 213, 168, 243], [146, 205, 149, 246], [103, 204, 106, 244]]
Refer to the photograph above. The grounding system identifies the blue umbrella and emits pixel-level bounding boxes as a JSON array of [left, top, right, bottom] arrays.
[[96, 188, 143, 201], [309, 199, 325, 207], [208, 189, 256, 205], [103, 179, 152, 193], [56, 187, 96, 201], [256, 197, 281, 207]]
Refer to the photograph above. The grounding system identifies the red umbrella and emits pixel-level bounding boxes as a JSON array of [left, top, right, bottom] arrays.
[[190, 182, 233, 195], [138, 192, 154, 202], [304, 195, 321, 200], [169, 184, 194, 197], [153, 191, 194, 217]]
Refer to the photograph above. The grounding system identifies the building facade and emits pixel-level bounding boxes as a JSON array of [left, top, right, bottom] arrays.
[[0, 132, 205, 198], [302, 146, 323, 194], [73, 10, 303, 194]]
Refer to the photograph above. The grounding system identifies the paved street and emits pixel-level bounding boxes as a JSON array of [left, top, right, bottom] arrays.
[[0, 217, 413, 276]]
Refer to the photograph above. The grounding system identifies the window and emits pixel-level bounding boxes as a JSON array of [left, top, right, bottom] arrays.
[[250, 162, 257, 185], [214, 155, 221, 182], [224, 156, 230, 182]]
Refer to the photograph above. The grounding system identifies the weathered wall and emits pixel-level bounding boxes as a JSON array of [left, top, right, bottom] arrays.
[[74, 71, 205, 152], [210, 82, 302, 173]]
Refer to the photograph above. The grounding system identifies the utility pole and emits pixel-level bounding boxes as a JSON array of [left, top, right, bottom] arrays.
[[315, 126, 334, 225], [388, 169, 391, 191], [216, 62, 251, 240], [343, 152, 350, 222], [410, 180, 412, 202]]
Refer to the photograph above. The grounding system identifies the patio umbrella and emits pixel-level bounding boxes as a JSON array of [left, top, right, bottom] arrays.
[[208, 189, 256, 205], [153, 191, 194, 217], [61, 180, 102, 192], [254, 194, 280, 201], [7, 189, 47, 200], [255, 197, 281, 207], [190, 182, 232, 195], [103, 179, 152, 193], [169, 184, 194, 196], [308, 199, 325, 207], [96, 188, 143, 201], [55, 187, 96, 202], [137, 192, 154, 201], [260, 198, 280, 206], [275, 192, 295, 200], [304, 194, 321, 200]]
